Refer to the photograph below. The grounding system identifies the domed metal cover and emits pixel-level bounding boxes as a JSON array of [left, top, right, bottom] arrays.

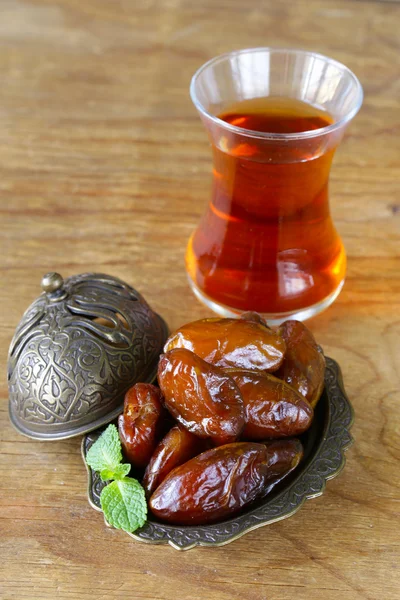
[[8, 273, 168, 440]]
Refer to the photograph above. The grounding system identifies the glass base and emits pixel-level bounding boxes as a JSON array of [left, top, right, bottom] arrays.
[[187, 276, 344, 325]]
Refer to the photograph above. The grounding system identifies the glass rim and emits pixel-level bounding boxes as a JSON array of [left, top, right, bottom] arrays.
[[190, 47, 364, 141]]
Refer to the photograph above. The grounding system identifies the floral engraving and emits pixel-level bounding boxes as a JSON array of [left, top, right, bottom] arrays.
[[8, 273, 167, 436]]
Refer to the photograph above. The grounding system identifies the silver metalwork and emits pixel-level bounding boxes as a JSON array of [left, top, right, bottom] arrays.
[[41, 272, 68, 301], [8, 272, 168, 440], [83, 356, 354, 550]]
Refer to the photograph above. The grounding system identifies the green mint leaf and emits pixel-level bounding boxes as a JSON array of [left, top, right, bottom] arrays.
[[100, 478, 147, 533], [100, 463, 131, 482], [86, 424, 123, 476]]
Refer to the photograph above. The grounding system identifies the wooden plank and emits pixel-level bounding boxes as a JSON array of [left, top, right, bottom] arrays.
[[0, 1, 399, 599]]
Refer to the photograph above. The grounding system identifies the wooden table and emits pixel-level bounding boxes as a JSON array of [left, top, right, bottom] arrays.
[[1, 1, 399, 598]]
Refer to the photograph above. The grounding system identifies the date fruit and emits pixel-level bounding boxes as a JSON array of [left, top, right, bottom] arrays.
[[143, 424, 206, 496], [226, 370, 313, 439], [157, 348, 245, 446], [277, 320, 325, 408], [261, 439, 304, 496], [118, 383, 165, 469], [240, 311, 271, 328], [150, 439, 303, 525], [164, 317, 286, 373]]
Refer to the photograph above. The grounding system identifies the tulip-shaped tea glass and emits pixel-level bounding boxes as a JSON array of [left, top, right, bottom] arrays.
[[186, 48, 363, 323]]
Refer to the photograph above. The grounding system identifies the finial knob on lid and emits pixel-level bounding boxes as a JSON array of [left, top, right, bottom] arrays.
[[41, 272, 64, 294]]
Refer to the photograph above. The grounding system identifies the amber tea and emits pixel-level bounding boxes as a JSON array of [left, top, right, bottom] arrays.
[[187, 49, 362, 321], [186, 96, 346, 316]]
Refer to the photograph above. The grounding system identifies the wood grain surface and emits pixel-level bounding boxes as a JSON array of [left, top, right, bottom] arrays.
[[1, 1, 399, 599]]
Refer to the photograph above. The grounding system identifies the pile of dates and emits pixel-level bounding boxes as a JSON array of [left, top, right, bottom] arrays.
[[118, 313, 325, 526]]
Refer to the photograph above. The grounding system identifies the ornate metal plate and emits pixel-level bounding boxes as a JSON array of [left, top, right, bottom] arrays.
[[82, 356, 354, 550]]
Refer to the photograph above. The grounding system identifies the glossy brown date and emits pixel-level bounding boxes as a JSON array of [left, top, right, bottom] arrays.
[[150, 439, 303, 525], [260, 439, 304, 496], [240, 311, 271, 328], [118, 383, 165, 469], [225, 369, 313, 439], [277, 320, 325, 408], [164, 317, 286, 373], [157, 348, 245, 446], [142, 424, 206, 496]]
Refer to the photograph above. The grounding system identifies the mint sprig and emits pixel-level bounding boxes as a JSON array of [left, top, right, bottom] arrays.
[[86, 424, 128, 481], [85, 424, 147, 533], [100, 479, 147, 532]]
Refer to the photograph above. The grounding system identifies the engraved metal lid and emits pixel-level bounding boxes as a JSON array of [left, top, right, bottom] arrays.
[[8, 272, 168, 440]]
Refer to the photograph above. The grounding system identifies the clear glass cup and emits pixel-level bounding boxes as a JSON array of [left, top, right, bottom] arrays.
[[186, 48, 363, 323]]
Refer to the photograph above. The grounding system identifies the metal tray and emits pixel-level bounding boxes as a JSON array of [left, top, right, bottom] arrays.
[[82, 356, 354, 551]]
